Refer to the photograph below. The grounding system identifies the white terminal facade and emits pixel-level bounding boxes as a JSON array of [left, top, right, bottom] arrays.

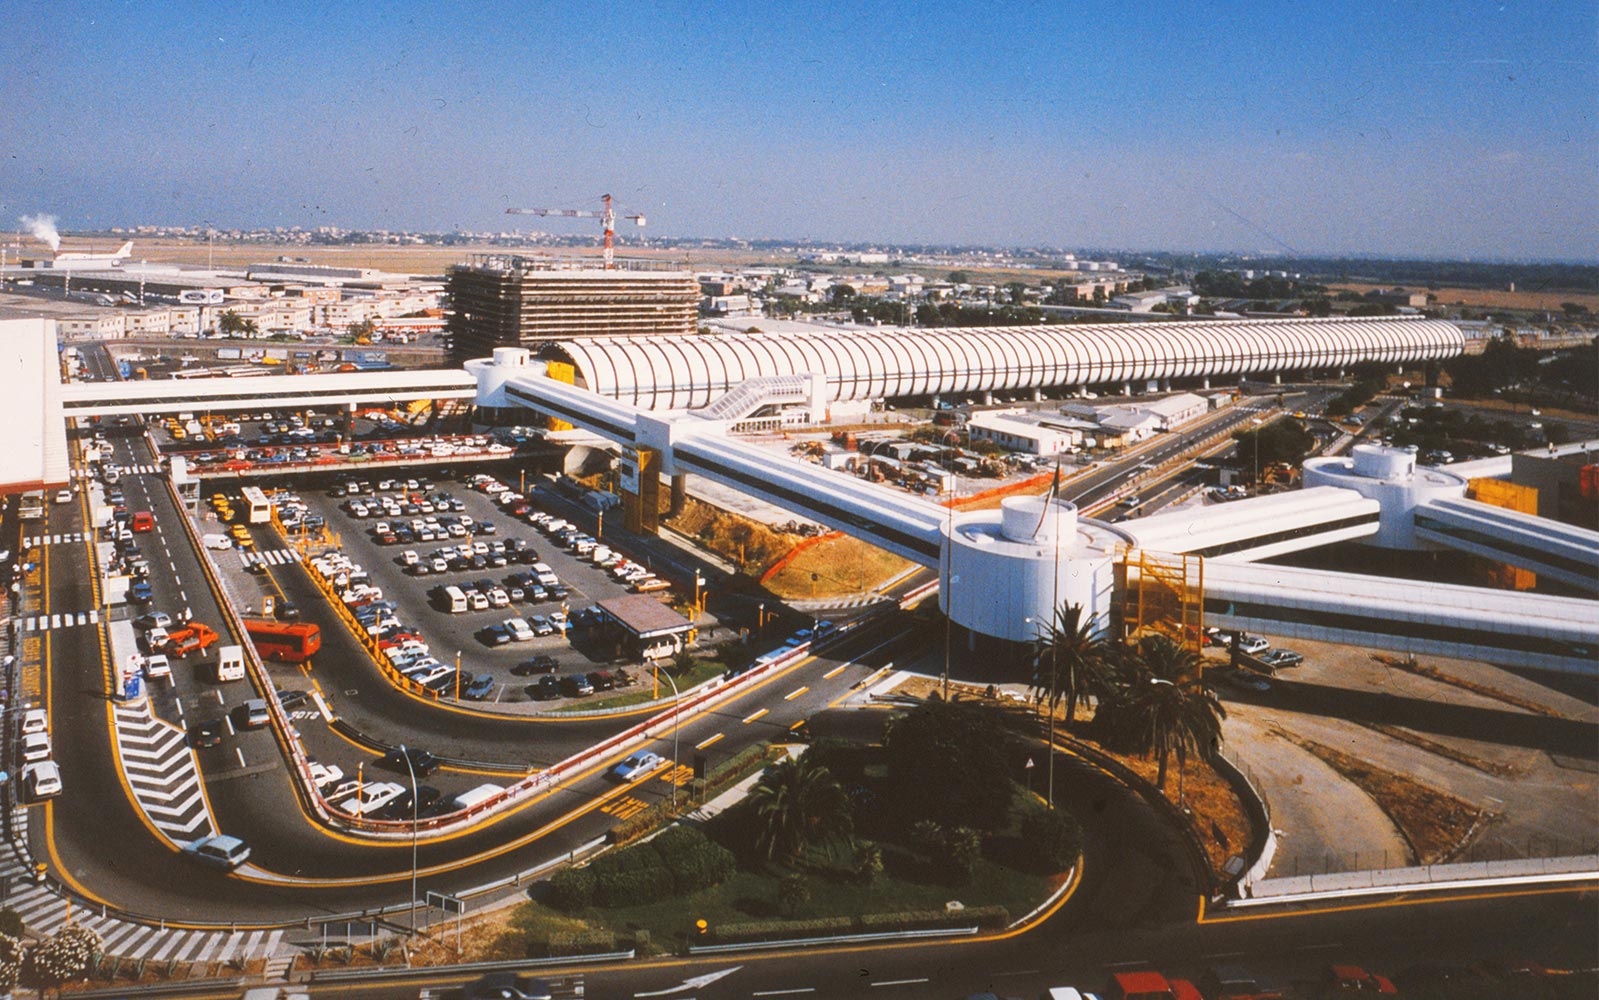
[[5, 312, 1594, 675]]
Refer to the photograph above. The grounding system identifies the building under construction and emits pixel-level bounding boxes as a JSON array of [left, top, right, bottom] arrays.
[[446, 255, 699, 365]]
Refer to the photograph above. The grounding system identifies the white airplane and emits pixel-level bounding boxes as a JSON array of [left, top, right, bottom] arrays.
[[50, 241, 133, 269]]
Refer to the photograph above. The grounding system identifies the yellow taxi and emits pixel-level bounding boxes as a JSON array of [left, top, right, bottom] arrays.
[[230, 524, 254, 549]]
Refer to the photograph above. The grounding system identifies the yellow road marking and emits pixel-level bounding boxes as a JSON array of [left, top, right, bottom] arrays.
[[823, 664, 846, 679], [695, 732, 724, 750], [784, 686, 808, 701], [742, 708, 768, 724]]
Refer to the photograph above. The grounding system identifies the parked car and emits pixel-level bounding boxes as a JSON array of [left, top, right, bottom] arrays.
[[1257, 648, 1304, 669], [504, 617, 535, 642], [1322, 965, 1397, 993], [560, 674, 594, 698], [512, 655, 560, 676], [528, 676, 562, 701], [22, 760, 62, 801], [377, 746, 440, 777], [21, 732, 52, 762], [1235, 634, 1271, 655], [609, 751, 664, 783], [463, 674, 497, 700]]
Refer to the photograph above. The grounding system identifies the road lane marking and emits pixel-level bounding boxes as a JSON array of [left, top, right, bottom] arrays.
[[871, 979, 929, 987], [784, 686, 808, 701], [789, 720, 806, 731], [235, 748, 247, 768], [695, 733, 723, 750], [742, 708, 768, 724], [753, 990, 815, 996], [823, 664, 846, 679]]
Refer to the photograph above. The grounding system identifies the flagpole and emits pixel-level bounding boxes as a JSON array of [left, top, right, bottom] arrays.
[[1048, 457, 1062, 810]]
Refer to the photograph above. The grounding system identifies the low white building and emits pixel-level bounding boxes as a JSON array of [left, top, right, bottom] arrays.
[[967, 409, 1088, 455]]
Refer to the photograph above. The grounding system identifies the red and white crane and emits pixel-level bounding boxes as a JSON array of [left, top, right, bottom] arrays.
[[505, 194, 646, 270]]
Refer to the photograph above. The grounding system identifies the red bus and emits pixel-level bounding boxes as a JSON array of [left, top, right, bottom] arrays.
[[130, 511, 155, 532], [243, 619, 321, 663]]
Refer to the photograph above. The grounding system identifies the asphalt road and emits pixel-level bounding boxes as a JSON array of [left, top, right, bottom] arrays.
[[33, 425, 933, 924]]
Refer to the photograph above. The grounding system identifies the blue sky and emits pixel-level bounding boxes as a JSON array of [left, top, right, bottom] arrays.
[[3, 1, 1595, 258]]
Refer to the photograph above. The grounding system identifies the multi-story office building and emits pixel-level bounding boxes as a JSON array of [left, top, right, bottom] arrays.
[[446, 255, 699, 365]]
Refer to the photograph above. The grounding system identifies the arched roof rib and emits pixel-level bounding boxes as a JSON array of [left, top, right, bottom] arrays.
[[541, 318, 1464, 410]]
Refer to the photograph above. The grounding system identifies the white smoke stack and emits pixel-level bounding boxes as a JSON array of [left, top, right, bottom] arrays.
[[20, 214, 61, 252]]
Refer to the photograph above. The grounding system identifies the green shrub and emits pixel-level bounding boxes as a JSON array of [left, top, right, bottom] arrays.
[[943, 826, 982, 885], [0, 909, 22, 940], [857, 905, 1009, 932], [713, 916, 853, 943], [545, 867, 596, 911], [1021, 809, 1082, 873], [535, 929, 617, 957], [663, 841, 736, 894], [593, 865, 674, 907]]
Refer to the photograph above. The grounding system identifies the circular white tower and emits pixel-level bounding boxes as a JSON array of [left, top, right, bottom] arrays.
[[1302, 443, 1468, 548]]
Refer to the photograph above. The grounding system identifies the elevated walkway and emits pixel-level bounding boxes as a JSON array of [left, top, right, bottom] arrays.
[[1203, 560, 1598, 675], [1126, 487, 1380, 562], [59, 368, 476, 417], [1416, 496, 1599, 593]]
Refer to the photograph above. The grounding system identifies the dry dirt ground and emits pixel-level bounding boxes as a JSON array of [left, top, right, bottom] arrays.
[[1329, 281, 1599, 313]]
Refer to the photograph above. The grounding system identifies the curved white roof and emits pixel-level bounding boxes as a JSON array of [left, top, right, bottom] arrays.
[[549, 317, 1464, 409]]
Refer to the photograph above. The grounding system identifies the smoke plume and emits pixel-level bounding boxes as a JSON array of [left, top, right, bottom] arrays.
[[20, 214, 61, 252]]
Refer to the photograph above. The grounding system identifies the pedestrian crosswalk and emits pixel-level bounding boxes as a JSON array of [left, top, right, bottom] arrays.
[[113, 699, 216, 843], [20, 609, 100, 632], [22, 531, 87, 548], [0, 812, 284, 962], [242, 548, 301, 567]]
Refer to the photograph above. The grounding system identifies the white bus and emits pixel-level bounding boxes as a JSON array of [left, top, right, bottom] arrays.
[[18, 492, 45, 521], [240, 486, 274, 525], [442, 585, 468, 614]]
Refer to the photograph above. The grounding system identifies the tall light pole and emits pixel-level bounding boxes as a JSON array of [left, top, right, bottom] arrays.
[[397, 745, 420, 934], [657, 664, 682, 806]]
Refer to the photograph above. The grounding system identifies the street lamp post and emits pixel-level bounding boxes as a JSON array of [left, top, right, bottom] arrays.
[[657, 664, 682, 806], [397, 745, 420, 934]]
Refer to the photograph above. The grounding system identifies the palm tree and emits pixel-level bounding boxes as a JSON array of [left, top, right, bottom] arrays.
[[1030, 604, 1115, 727], [751, 755, 854, 861], [1105, 635, 1226, 796]]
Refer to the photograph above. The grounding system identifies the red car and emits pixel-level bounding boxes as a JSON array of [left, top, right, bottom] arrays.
[[1324, 966, 1397, 993], [1106, 971, 1204, 1000]]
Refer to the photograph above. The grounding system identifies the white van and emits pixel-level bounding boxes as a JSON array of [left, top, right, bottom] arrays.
[[213, 645, 246, 683], [448, 783, 505, 812], [589, 545, 613, 565], [532, 562, 559, 587], [443, 585, 468, 614]]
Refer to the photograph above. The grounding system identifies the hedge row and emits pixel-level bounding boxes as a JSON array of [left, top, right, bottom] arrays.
[[713, 904, 1009, 944], [528, 929, 618, 958], [547, 825, 736, 910]]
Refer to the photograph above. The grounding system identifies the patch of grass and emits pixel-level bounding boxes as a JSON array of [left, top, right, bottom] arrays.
[[509, 848, 1048, 954], [763, 534, 912, 599]]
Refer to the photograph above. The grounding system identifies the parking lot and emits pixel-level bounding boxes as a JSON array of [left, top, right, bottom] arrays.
[[286, 469, 703, 708]]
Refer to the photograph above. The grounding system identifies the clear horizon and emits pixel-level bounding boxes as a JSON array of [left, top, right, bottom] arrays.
[[3, 1, 1595, 261]]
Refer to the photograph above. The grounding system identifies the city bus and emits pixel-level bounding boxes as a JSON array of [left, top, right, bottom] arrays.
[[243, 619, 321, 663], [240, 486, 274, 525]]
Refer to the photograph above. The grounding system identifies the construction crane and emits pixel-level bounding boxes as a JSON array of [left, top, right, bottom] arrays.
[[505, 194, 645, 269]]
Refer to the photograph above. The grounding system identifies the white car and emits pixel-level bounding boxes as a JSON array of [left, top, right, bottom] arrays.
[[21, 709, 48, 736], [53, 489, 73, 504], [308, 762, 346, 791], [1236, 634, 1271, 655], [21, 731, 53, 763], [609, 751, 664, 782], [144, 654, 172, 679], [338, 781, 406, 817], [22, 761, 62, 801], [504, 617, 535, 642], [409, 664, 455, 688]]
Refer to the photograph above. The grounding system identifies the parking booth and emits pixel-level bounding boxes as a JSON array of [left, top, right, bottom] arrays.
[[595, 594, 694, 662]]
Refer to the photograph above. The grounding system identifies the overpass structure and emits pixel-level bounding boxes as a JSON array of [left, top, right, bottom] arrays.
[[470, 347, 1598, 675], [6, 314, 1593, 671]]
